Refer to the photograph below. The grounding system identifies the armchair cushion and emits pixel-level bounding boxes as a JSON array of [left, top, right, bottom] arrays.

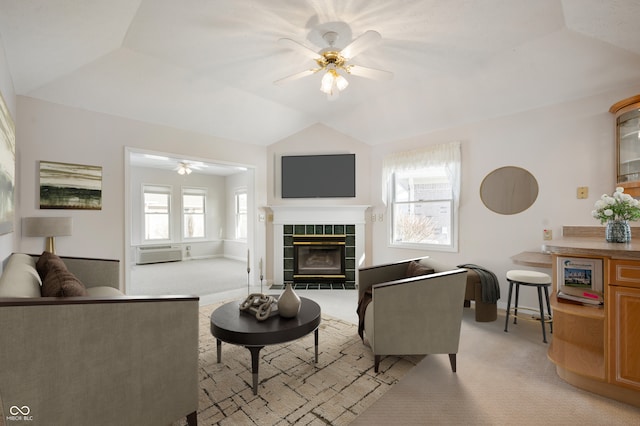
[[406, 260, 434, 277]]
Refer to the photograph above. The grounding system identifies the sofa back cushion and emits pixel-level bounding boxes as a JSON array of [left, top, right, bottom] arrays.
[[0, 253, 42, 297]]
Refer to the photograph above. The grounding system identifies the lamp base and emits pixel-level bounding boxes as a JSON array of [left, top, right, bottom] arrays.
[[45, 236, 56, 254]]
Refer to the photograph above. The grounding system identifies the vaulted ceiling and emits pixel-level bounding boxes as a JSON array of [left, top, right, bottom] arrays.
[[1, 0, 639, 146]]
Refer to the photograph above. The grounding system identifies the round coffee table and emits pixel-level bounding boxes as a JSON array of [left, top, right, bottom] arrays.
[[210, 296, 321, 394]]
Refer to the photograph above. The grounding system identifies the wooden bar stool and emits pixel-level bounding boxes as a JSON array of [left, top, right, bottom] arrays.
[[504, 270, 553, 343]]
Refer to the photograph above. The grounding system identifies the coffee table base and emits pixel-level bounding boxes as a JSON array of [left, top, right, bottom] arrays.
[[216, 329, 319, 395]]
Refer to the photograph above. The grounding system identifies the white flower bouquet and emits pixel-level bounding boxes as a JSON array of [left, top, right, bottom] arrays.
[[592, 187, 640, 224]]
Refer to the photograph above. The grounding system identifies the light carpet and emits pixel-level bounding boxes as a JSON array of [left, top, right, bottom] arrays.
[[353, 308, 640, 425], [175, 302, 420, 426]]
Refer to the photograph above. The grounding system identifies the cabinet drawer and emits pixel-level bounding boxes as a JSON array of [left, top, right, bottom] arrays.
[[609, 260, 640, 288]]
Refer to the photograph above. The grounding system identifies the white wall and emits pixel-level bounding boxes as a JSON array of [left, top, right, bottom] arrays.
[[369, 87, 640, 308], [16, 97, 268, 288], [0, 34, 16, 263]]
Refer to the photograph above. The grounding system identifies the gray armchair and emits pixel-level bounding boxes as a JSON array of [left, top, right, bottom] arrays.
[[359, 265, 468, 372]]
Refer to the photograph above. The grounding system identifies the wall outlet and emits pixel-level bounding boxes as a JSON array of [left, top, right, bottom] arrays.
[[543, 229, 552, 240], [577, 186, 589, 199]]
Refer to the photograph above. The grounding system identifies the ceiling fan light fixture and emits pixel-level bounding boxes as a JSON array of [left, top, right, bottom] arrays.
[[177, 162, 192, 175], [320, 68, 348, 95], [335, 73, 349, 91], [320, 70, 335, 94]]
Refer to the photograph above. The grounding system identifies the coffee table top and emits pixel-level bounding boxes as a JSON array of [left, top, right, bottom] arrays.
[[210, 296, 321, 347]]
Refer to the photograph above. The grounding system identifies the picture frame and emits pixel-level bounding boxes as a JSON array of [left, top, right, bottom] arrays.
[[39, 161, 102, 210], [0, 91, 15, 235]]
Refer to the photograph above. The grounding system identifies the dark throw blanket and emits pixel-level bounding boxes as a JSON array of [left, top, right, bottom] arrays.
[[457, 263, 500, 303], [357, 289, 372, 341]]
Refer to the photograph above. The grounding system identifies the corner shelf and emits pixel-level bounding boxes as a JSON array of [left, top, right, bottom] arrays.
[[548, 293, 605, 381]]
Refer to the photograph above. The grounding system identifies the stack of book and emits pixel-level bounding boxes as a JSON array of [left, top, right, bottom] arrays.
[[557, 285, 603, 306]]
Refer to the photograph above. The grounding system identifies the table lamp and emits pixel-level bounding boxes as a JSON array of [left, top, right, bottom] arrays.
[[22, 217, 73, 254]]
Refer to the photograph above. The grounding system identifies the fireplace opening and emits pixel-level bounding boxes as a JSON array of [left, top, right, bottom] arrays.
[[293, 235, 346, 283]]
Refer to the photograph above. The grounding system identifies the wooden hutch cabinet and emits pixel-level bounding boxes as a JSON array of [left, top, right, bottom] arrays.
[[610, 94, 640, 197]]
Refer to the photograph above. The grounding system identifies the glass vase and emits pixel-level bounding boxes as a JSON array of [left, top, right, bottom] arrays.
[[606, 220, 631, 243]]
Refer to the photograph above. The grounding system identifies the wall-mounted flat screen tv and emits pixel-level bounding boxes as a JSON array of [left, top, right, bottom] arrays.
[[281, 154, 356, 198]]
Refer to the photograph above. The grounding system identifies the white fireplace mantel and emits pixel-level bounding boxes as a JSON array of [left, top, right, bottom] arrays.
[[268, 205, 370, 225], [268, 205, 370, 286]]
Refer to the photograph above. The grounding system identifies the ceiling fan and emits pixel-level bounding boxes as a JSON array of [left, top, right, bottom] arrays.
[[174, 161, 205, 175], [274, 30, 393, 99]]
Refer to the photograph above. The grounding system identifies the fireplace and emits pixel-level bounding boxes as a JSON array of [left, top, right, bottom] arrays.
[[293, 235, 346, 284], [269, 205, 369, 290]]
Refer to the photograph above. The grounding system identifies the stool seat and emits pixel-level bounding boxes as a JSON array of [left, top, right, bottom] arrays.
[[504, 269, 553, 343], [506, 270, 551, 285]]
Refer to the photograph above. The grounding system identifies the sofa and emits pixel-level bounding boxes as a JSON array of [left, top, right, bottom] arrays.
[[359, 256, 498, 323], [0, 253, 199, 426]]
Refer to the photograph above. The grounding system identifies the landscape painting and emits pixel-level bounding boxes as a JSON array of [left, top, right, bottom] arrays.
[[40, 161, 102, 210], [0, 91, 15, 235]]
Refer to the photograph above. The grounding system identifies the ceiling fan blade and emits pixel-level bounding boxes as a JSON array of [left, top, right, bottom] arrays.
[[340, 30, 382, 59], [347, 64, 393, 81], [274, 69, 319, 86], [277, 38, 320, 60]]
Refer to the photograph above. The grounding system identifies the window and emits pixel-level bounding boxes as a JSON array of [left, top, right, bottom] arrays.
[[383, 142, 461, 251], [183, 188, 206, 239], [235, 189, 247, 240], [143, 185, 171, 241]]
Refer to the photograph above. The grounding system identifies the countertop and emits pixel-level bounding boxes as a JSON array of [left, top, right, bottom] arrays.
[[542, 236, 640, 259]]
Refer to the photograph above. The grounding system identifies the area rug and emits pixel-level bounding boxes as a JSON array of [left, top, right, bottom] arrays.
[[175, 303, 421, 425]]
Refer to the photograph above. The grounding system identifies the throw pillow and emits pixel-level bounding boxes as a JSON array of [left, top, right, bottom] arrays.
[[406, 260, 434, 277], [35, 251, 64, 281], [41, 262, 88, 297]]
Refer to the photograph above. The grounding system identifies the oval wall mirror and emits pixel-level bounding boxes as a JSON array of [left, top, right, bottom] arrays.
[[480, 166, 539, 215]]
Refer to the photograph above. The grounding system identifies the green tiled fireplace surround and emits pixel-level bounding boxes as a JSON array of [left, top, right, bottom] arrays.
[[283, 224, 356, 290]]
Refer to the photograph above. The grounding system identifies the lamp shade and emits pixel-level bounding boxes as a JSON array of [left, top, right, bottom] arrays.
[[22, 217, 72, 253], [22, 217, 72, 237]]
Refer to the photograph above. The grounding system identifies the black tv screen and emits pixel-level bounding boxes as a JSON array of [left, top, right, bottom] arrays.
[[281, 154, 356, 198]]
